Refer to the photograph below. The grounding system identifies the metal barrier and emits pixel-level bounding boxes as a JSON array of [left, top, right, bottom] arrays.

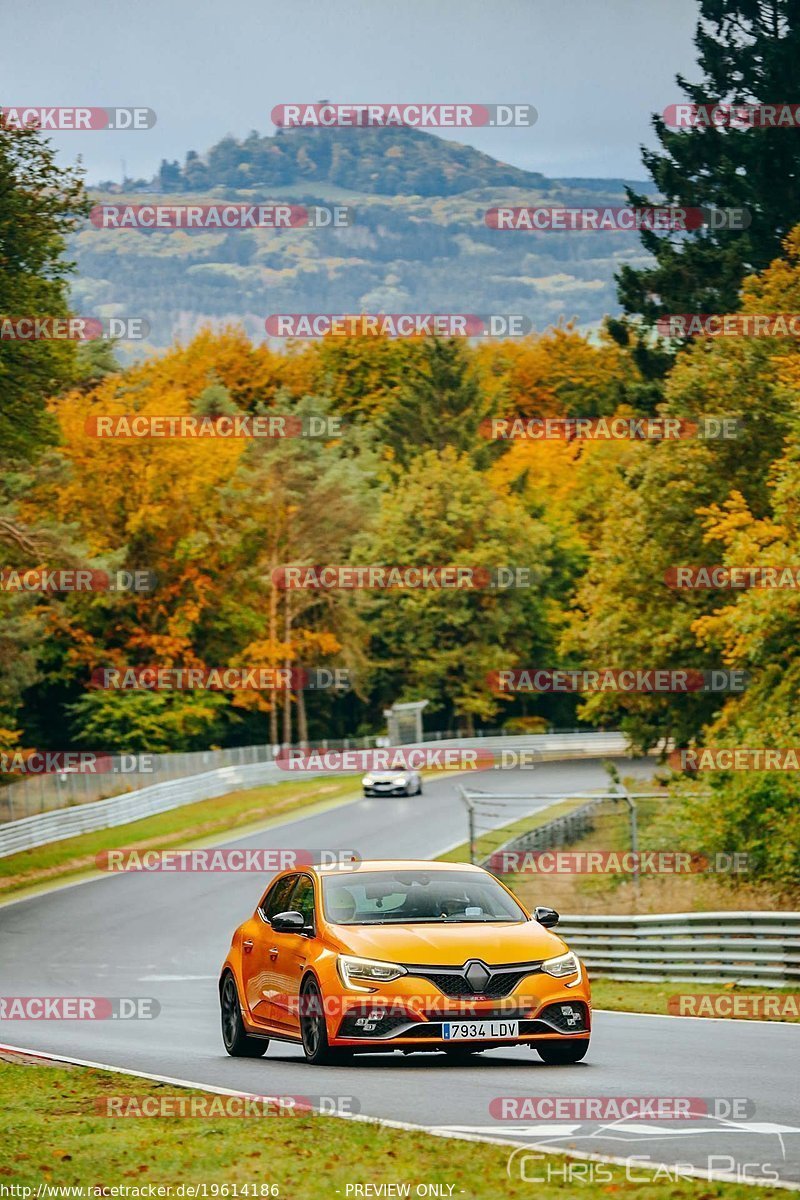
[[0, 761, 286, 859], [478, 797, 606, 869], [0, 740, 361, 823], [0, 725, 621, 823], [0, 731, 631, 859], [557, 911, 800, 986]]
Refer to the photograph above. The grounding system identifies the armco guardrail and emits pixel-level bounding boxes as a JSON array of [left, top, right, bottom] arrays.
[[479, 798, 603, 869], [0, 725, 622, 823], [0, 731, 631, 859], [558, 911, 800, 987], [0, 761, 285, 859]]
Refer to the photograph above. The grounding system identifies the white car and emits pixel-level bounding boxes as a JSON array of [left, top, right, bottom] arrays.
[[362, 769, 423, 797]]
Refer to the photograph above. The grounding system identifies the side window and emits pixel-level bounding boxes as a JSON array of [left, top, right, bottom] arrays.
[[260, 874, 297, 921], [288, 875, 315, 929]]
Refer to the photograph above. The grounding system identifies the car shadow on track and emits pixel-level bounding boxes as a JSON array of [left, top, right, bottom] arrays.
[[260, 1050, 591, 1070]]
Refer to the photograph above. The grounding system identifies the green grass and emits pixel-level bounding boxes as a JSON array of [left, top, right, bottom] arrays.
[[435, 788, 799, 1026], [437, 798, 587, 864], [591, 978, 800, 1022], [0, 1057, 788, 1199], [0, 776, 360, 900]]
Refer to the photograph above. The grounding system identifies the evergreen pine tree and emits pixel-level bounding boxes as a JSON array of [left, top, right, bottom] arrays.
[[618, 0, 800, 324]]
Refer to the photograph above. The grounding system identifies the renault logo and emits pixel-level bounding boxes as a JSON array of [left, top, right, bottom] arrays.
[[464, 960, 492, 993]]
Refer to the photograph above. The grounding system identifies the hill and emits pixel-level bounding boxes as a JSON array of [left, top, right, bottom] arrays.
[[73, 127, 654, 353], [146, 125, 550, 198]]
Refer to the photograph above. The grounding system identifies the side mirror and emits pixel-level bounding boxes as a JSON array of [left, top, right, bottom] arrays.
[[534, 906, 559, 928], [270, 910, 306, 933]]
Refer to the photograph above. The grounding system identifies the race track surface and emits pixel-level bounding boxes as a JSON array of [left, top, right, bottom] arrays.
[[2, 758, 798, 1185]]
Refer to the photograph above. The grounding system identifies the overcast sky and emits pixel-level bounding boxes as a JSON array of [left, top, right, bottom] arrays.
[[2, 0, 701, 184]]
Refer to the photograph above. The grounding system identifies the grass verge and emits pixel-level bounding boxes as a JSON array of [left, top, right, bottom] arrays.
[[590, 978, 800, 1022], [0, 1055, 789, 1199], [437, 797, 587, 865], [451, 777, 797, 913], [435, 785, 799, 1025], [0, 776, 360, 901]]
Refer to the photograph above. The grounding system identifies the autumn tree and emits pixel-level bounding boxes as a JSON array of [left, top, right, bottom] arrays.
[[355, 446, 567, 731], [0, 114, 90, 746], [565, 228, 800, 752]]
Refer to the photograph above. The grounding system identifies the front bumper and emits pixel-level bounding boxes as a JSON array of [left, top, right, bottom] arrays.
[[334, 1000, 589, 1045], [324, 966, 591, 1048]]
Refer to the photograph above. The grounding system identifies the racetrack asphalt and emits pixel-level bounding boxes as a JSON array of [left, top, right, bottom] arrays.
[[1, 757, 798, 1185]]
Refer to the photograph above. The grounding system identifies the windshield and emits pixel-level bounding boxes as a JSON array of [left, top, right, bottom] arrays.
[[322, 869, 527, 925]]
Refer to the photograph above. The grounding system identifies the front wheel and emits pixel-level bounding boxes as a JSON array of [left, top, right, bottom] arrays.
[[300, 977, 349, 1065], [220, 973, 268, 1057], [536, 1038, 589, 1064]]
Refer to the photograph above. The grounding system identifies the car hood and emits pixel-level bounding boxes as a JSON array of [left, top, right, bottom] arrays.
[[363, 772, 409, 782], [328, 920, 567, 965]]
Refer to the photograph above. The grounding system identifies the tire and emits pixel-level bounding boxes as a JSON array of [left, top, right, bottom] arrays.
[[220, 972, 268, 1057], [299, 976, 348, 1065], [536, 1038, 589, 1064], [416, 781, 423, 795]]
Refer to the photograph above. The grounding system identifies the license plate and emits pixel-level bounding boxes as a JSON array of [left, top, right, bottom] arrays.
[[442, 1020, 519, 1040]]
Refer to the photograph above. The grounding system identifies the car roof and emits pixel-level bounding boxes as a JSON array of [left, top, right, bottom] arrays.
[[312, 859, 485, 876]]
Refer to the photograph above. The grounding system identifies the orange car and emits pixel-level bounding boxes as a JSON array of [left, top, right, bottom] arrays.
[[219, 858, 591, 1064]]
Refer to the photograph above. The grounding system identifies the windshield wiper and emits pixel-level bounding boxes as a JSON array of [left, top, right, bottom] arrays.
[[350, 917, 515, 925]]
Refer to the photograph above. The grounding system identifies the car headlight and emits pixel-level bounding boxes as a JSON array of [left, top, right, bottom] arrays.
[[362, 775, 374, 786], [542, 951, 580, 978], [392, 775, 408, 786], [337, 955, 407, 991]]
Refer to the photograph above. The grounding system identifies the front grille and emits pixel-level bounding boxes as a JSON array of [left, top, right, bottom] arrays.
[[404, 961, 542, 999]]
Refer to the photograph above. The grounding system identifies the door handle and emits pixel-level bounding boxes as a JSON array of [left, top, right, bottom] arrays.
[[243, 939, 254, 954], [269, 946, 279, 960]]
